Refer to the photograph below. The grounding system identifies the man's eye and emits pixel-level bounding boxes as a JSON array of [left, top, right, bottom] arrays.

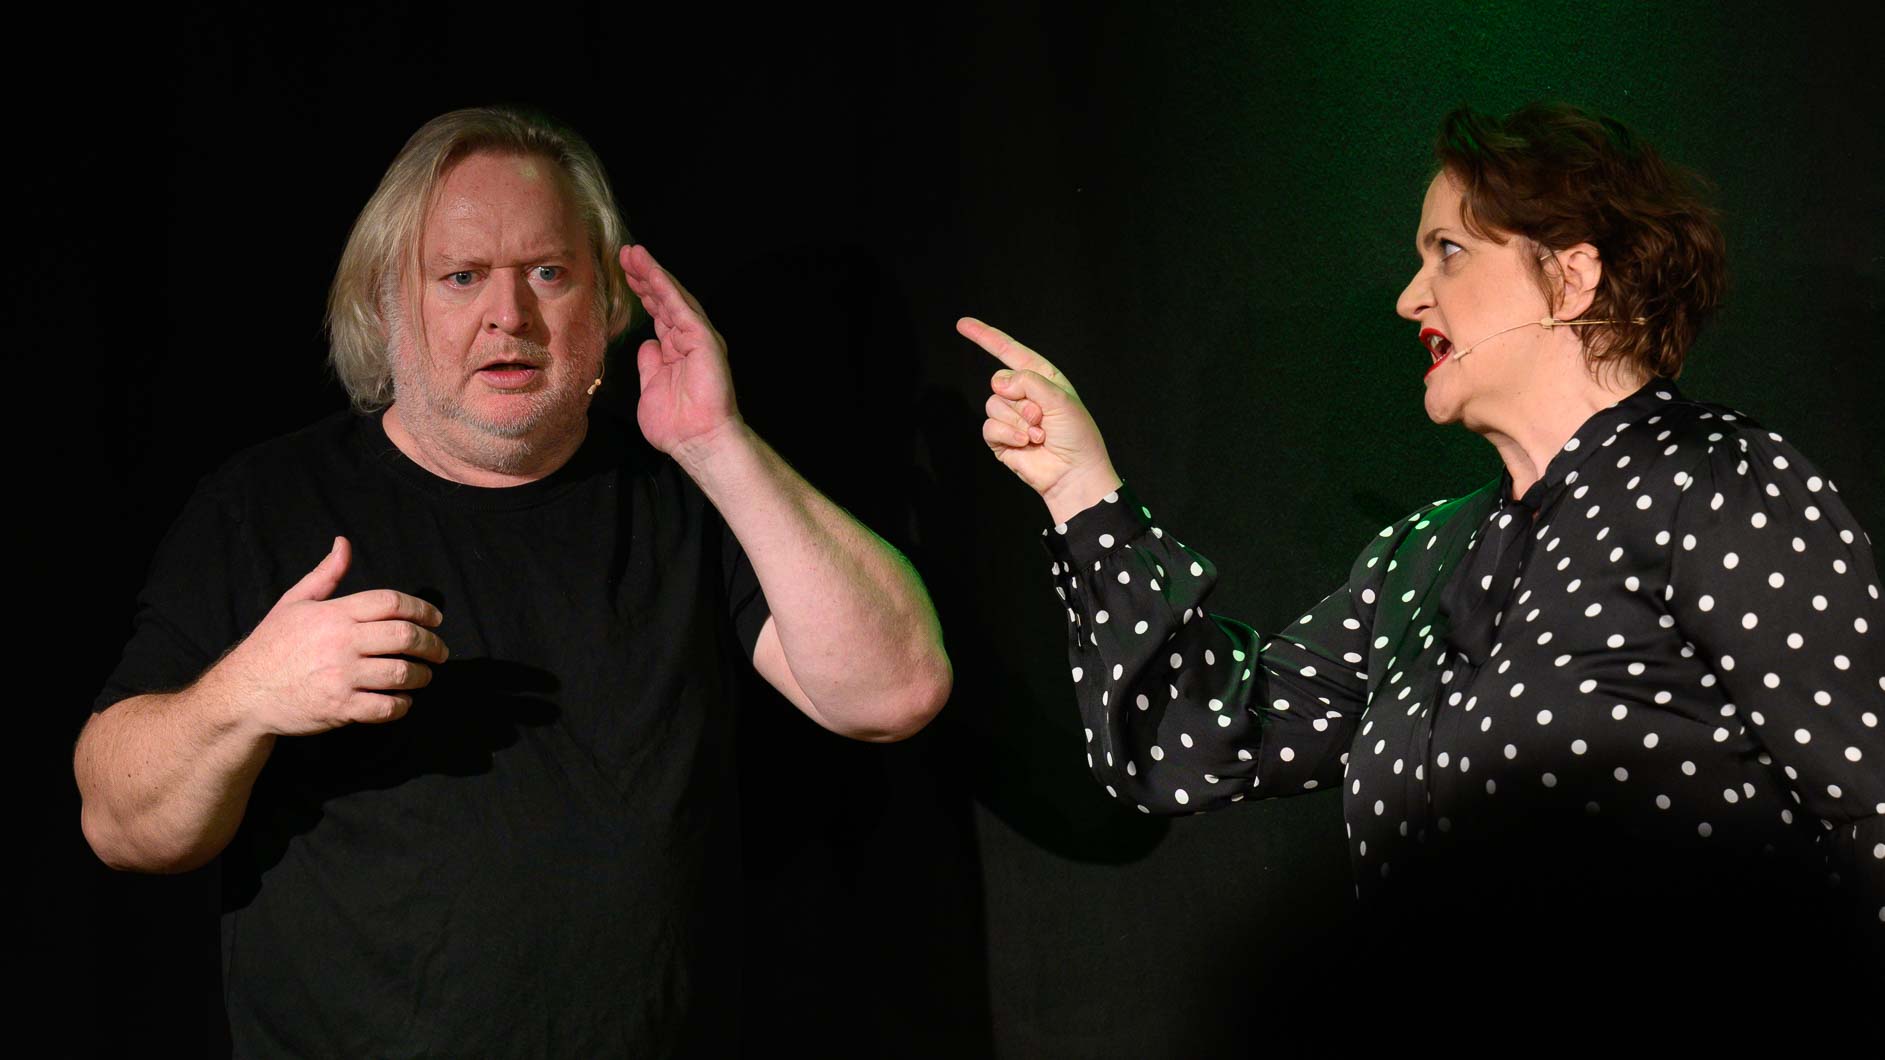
[[533, 266, 563, 282], [448, 271, 476, 286]]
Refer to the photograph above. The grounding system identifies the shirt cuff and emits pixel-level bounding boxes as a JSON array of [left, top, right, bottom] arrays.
[[1040, 482, 1156, 569]]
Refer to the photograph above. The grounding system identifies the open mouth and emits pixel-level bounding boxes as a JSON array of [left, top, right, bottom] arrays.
[[476, 362, 544, 388], [1421, 328, 1454, 378]]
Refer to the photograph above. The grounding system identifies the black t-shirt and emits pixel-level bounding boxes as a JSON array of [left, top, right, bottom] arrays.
[[97, 409, 771, 1056]]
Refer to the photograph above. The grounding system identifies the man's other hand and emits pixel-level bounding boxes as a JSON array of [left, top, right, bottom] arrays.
[[217, 536, 449, 736]]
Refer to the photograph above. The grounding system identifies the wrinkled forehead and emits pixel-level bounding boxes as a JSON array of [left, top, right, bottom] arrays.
[[420, 151, 586, 258]]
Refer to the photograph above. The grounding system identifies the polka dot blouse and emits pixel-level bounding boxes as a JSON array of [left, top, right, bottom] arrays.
[[1043, 381, 1884, 930]]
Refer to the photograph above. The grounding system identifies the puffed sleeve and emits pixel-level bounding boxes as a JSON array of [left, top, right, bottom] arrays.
[[1667, 428, 1885, 926], [1041, 483, 1435, 814]]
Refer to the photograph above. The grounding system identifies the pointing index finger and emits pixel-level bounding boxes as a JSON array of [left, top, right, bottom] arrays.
[[956, 317, 1066, 384]]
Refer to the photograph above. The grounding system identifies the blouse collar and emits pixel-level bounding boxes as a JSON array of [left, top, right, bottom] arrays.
[[1503, 378, 1683, 509]]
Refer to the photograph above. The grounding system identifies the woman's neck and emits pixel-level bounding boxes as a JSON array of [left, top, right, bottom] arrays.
[[1480, 358, 1649, 500]]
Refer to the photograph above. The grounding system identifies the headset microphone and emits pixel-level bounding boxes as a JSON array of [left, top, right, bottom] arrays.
[[1447, 316, 1647, 364]]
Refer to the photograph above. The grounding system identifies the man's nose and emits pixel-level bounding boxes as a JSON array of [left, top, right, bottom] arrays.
[[483, 269, 537, 334]]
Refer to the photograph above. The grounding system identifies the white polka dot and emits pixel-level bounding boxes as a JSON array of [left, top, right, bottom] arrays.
[[1698, 822, 1713, 838], [1570, 738, 1586, 754], [1751, 512, 1768, 528], [1133, 620, 1148, 634], [1190, 562, 1203, 577], [1636, 496, 1652, 510], [1098, 533, 1115, 548], [1174, 788, 1189, 805], [1579, 679, 1597, 694], [1170, 653, 1183, 668], [1542, 773, 1558, 788], [1845, 746, 1863, 763], [1585, 603, 1603, 617], [1607, 634, 1625, 649], [1741, 612, 1759, 630], [1793, 728, 1812, 745], [1095, 610, 1110, 624], [1763, 673, 1780, 689], [1512, 684, 1527, 698], [1698, 595, 1714, 612], [1723, 552, 1739, 570], [1681, 760, 1697, 776], [1111, 664, 1122, 680], [1536, 709, 1553, 725]]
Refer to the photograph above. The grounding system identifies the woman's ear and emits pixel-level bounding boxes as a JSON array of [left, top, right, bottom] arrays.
[[1547, 242, 1603, 320]]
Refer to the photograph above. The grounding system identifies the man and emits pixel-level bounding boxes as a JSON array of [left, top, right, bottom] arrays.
[[77, 106, 952, 1054]]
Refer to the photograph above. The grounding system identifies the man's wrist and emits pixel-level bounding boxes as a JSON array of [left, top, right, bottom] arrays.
[[671, 417, 758, 483]]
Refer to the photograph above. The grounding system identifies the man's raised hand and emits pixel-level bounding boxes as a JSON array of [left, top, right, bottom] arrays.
[[216, 537, 449, 737], [619, 244, 742, 459], [958, 317, 1122, 524]]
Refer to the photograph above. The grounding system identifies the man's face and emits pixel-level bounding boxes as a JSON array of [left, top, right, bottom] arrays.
[[390, 151, 605, 470]]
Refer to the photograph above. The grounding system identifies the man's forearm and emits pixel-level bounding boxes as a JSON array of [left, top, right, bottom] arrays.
[[76, 670, 275, 873], [675, 420, 951, 739]]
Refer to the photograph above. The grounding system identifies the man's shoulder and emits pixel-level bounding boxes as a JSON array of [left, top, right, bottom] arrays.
[[199, 409, 374, 494]]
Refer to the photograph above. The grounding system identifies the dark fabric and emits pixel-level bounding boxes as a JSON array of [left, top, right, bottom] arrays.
[[1041, 380, 1884, 989], [96, 409, 770, 1056], [1437, 469, 1540, 666]]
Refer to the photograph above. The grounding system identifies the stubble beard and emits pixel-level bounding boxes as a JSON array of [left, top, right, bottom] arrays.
[[386, 305, 606, 476]]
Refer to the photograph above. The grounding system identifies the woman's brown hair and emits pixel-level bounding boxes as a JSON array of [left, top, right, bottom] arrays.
[[1436, 102, 1726, 380]]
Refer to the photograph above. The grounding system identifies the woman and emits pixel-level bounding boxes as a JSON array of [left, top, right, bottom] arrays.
[[966, 103, 1881, 986]]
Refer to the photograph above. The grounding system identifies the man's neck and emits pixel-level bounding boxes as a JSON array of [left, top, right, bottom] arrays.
[[381, 403, 589, 487]]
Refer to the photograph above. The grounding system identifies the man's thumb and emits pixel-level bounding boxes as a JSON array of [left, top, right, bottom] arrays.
[[280, 536, 351, 604]]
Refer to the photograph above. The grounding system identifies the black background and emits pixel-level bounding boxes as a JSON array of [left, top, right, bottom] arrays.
[[29, 1, 1883, 1054]]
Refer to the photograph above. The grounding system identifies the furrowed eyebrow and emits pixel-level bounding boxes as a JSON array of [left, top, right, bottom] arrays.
[[427, 248, 576, 271], [1419, 228, 1453, 254]]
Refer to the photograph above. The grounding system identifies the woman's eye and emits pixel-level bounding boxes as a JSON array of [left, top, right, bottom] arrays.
[[448, 271, 476, 286], [1440, 240, 1463, 259], [534, 266, 563, 282]]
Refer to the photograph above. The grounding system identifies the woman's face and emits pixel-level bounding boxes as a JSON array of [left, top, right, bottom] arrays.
[[1396, 171, 1559, 430]]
